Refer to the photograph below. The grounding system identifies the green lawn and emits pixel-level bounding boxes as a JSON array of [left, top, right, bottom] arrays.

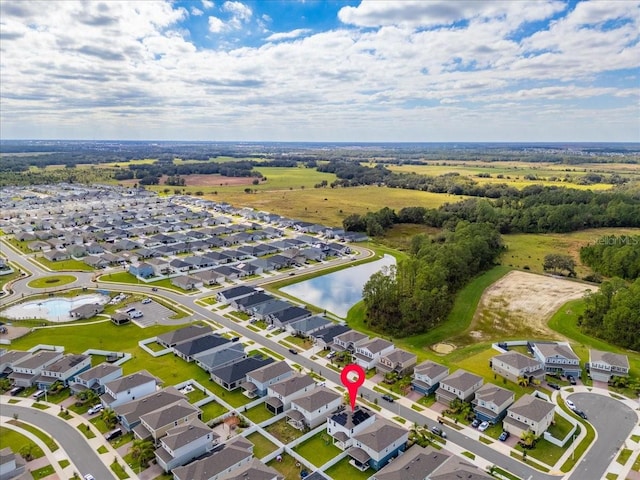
[[31, 465, 55, 479], [617, 448, 633, 465], [199, 296, 219, 306], [260, 348, 285, 361], [90, 416, 110, 434], [0, 427, 45, 459], [547, 414, 574, 441], [246, 432, 278, 458], [200, 400, 228, 422], [267, 453, 307, 480], [293, 431, 342, 467], [97, 445, 108, 454], [244, 404, 275, 424], [9, 420, 59, 452], [27, 274, 77, 288], [185, 387, 208, 403], [36, 257, 95, 271], [110, 460, 130, 479], [325, 457, 373, 480], [77, 423, 97, 439], [264, 418, 304, 445], [99, 271, 192, 294], [0, 267, 21, 289], [284, 335, 313, 350], [59, 459, 70, 469]]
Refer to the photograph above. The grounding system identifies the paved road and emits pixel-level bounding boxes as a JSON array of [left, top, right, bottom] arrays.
[[2, 404, 114, 480], [566, 393, 636, 480]]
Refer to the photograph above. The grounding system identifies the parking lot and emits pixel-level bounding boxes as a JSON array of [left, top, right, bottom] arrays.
[[120, 299, 175, 327]]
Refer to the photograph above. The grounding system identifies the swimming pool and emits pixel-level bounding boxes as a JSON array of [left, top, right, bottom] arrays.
[[1, 294, 109, 322]]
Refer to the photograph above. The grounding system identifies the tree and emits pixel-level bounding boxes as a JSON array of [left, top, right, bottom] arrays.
[[101, 408, 117, 428], [0, 378, 12, 393], [19, 444, 36, 461], [129, 439, 155, 468], [520, 430, 537, 449], [543, 253, 576, 276]]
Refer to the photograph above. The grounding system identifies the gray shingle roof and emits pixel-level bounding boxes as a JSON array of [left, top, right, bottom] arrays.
[[372, 446, 450, 480], [156, 324, 212, 346], [172, 445, 252, 480], [353, 417, 407, 452], [291, 386, 341, 412], [534, 342, 579, 361], [104, 370, 158, 394], [590, 349, 630, 369], [160, 419, 215, 451], [268, 373, 316, 397], [492, 351, 543, 370], [414, 360, 448, 378], [508, 394, 555, 423], [140, 399, 200, 430], [247, 361, 292, 383], [441, 369, 483, 391], [473, 383, 514, 406], [114, 387, 186, 424]]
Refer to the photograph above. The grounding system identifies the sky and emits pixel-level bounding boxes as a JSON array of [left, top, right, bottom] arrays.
[[1, 0, 639, 142]]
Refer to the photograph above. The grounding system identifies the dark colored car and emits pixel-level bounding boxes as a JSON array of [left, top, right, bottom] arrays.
[[575, 410, 588, 420], [548, 383, 560, 390], [567, 375, 577, 385], [288, 348, 298, 355], [231, 336, 240, 342], [381, 394, 395, 403], [499, 431, 510, 441], [471, 418, 481, 428], [151, 287, 158, 291], [9, 386, 24, 396], [105, 428, 123, 441]]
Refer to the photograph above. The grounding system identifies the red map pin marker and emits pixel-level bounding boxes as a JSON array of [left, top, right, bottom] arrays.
[[340, 364, 365, 411]]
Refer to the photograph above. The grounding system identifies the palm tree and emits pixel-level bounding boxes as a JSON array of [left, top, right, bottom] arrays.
[[517, 377, 529, 387], [84, 389, 99, 406], [101, 408, 117, 428], [129, 439, 155, 469], [0, 378, 12, 393], [460, 402, 474, 421], [520, 430, 537, 449]]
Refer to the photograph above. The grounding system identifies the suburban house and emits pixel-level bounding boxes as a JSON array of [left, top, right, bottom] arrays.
[[134, 399, 201, 442], [100, 370, 160, 409], [44, 249, 70, 261], [588, 349, 630, 382], [172, 437, 254, 480], [531, 342, 581, 378], [266, 306, 312, 329], [9, 350, 64, 387], [348, 417, 409, 472], [114, 387, 187, 432], [216, 458, 283, 480], [35, 354, 91, 388], [173, 334, 232, 363], [435, 369, 484, 405], [156, 325, 212, 349], [155, 419, 219, 473], [327, 406, 376, 450], [332, 330, 369, 353], [69, 303, 104, 320], [0, 447, 26, 480], [70, 363, 122, 394], [353, 338, 395, 371], [240, 361, 293, 398], [286, 315, 332, 337], [194, 344, 247, 373], [287, 386, 342, 430], [232, 292, 274, 312], [210, 356, 274, 391], [265, 373, 317, 415], [129, 262, 155, 279], [471, 383, 515, 424], [216, 285, 257, 304], [491, 351, 545, 383], [171, 275, 203, 291], [0, 350, 31, 377], [249, 299, 291, 320], [503, 394, 556, 437], [411, 360, 449, 396], [312, 324, 351, 350], [376, 348, 417, 377], [192, 270, 225, 286]]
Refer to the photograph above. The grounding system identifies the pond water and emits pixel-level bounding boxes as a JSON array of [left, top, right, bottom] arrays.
[[1, 294, 109, 322], [281, 254, 396, 318]]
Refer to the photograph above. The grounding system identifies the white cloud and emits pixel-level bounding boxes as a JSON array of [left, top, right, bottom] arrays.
[[222, 1, 252, 29], [201, 0, 214, 9], [265, 29, 311, 42], [208, 15, 224, 33], [191, 7, 203, 16]]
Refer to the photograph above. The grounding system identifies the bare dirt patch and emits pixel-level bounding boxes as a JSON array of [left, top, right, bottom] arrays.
[[454, 271, 596, 345]]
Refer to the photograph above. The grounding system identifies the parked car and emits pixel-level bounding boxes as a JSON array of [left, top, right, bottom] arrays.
[[142, 298, 152, 304], [32, 390, 45, 400], [547, 383, 560, 390], [130, 311, 143, 319], [9, 386, 24, 396], [575, 409, 588, 420], [266, 324, 275, 330], [231, 336, 240, 342], [566, 399, 576, 410], [471, 418, 481, 428], [381, 394, 395, 403], [499, 431, 510, 442], [105, 428, 123, 441], [431, 426, 447, 438], [88, 404, 104, 415], [84, 475, 95, 480], [567, 375, 577, 385], [151, 287, 158, 291], [288, 348, 298, 355], [478, 421, 490, 432]]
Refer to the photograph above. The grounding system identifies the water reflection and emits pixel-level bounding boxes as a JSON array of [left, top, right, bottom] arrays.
[[281, 254, 396, 317]]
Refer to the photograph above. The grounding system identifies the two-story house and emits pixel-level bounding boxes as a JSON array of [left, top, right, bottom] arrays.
[[265, 373, 317, 415], [114, 387, 187, 432], [100, 370, 160, 409], [348, 418, 409, 472], [210, 356, 273, 391], [172, 437, 254, 480], [411, 360, 449, 396], [240, 361, 293, 398], [589, 349, 630, 382], [135, 399, 201, 442], [376, 348, 417, 377], [332, 330, 369, 353], [327, 406, 376, 450], [531, 342, 581, 378], [435, 369, 483, 406], [503, 394, 555, 437], [70, 363, 122, 394], [156, 324, 212, 349], [471, 383, 515, 424], [155, 419, 219, 473], [311, 324, 351, 350], [287, 387, 342, 430], [491, 351, 545, 384], [353, 338, 395, 371], [9, 350, 64, 387], [35, 354, 91, 388], [0, 350, 31, 378]]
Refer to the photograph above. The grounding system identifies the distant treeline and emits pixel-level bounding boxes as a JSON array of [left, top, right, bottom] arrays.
[[580, 236, 640, 280], [343, 187, 640, 236], [363, 221, 504, 336]]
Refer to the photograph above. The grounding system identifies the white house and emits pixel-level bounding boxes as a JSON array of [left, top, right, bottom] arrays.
[[155, 419, 218, 472], [589, 349, 630, 382], [35, 354, 91, 388], [332, 330, 369, 353], [411, 360, 449, 396], [287, 387, 342, 430], [353, 338, 395, 370], [471, 383, 515, 424], [100, 370, 160, 409], [172, 437, 254, 480], [491, 351, 545, 383], [71, 363, 122, 394], [9, 351, 64, 388], [241, 361, 293, 398], [265, 373, 317, 415], [435, 369, 483, 405], [503, 394, 555, 437], [327, 406, 376, 450], [531, 342, 581, 378]]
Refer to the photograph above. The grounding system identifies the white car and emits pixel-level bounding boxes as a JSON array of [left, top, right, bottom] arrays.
[[478, 421, 490, 432], [130, 311, 143, 319], [566, 399, 576, 410], [84, 474, 95, 480], [88, 404, 103, 415], [266, 324, 275, 330], [142, 298, 152, 304]]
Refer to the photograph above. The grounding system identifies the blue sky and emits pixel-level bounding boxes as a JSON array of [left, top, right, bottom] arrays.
[[0, 0, 638, 142]]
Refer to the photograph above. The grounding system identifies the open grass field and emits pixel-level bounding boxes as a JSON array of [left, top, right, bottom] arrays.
[[34, 257, 95, 271], [0, 427, 45, 459], [27, 274, 77, 288], [502, 228, 640, 277], [453, 271, 594, 346]]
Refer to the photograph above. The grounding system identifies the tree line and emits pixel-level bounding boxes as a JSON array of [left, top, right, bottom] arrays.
[[580, 236, 640, 280], [579, 279, 640, 351], [362, 221, 504, 336]]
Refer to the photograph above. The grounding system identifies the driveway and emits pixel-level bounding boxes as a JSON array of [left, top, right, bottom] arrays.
[[566, 392, 637, 480]]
